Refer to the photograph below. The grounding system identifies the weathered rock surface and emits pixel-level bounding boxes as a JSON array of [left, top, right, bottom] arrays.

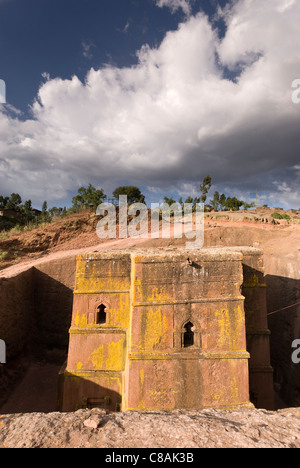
[[0, 408, 299, 448]]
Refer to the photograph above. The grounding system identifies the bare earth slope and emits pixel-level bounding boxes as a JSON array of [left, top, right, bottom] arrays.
[[1, 208, 300, 279]]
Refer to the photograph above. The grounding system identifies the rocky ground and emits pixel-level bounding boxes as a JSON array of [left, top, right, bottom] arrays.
[[0, 407, 299, 448]]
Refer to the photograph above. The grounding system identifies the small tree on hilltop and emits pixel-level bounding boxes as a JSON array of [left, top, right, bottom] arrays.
[[112, 186, 145, 205], [225, 196, 244, 211], [72, 184, 106, 211]]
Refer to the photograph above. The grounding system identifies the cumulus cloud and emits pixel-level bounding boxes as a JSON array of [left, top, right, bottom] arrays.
[[0, 0, 300, 208]]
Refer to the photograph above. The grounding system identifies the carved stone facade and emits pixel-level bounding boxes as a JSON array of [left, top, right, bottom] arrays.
[[59, 247, 274, 412]]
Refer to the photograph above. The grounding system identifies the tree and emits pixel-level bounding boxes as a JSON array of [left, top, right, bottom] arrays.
[[49, 207, 63, 219], [23, 199, 32, 212], [39, 200, 51, 222], [0, 196, 9, 210], [192, 196, 201, 212], [72, 184, 106, 210], [200, 176, 212, 204], [184, 196, 194, 204], [22, 200, 34, 222], [210, 191, 220, 211], [219, 194, 226, 211], [5, 193, 22, 211], [42, 201, 48, 213], [112, 186, 145, 205], [225, 196, 244, 211], [163, 196, 176, 206], [181, 196, 201, 212], [243, 201, 255, 211]]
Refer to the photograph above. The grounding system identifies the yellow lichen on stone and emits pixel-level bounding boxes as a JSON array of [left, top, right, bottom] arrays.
[[140, 307, 170, 352], [107, 294, 130, 328], [90, 345, 104, 369], [137, 369, 146, 411], [230, 375, 240, 404], [76, 270, 129, 293], [105, 339, 125, 371], [215, 305, 245, 351], [147, 287, 171, 303], [89, 339, 125, 371], [74, 311, 88, 328], [215, 308, 231, 349], [140, 369, 145, 388]]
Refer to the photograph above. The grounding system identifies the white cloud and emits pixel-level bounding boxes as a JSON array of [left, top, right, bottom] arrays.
[[277, 0, 295, 13], [0, 79, 5, 104], [82, 41, 95, 59], [41, 72, 50, 81], [123, 21, 131, 33], [155, 0, 194, 16], [1, 0, 300, 208]]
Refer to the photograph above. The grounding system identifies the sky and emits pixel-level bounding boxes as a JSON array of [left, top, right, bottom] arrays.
[[0, 0, 300, 209]]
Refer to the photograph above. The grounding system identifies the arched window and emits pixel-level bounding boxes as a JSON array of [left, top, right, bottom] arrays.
[[183, 322, 194, 348], [96, 304, 107, 325]]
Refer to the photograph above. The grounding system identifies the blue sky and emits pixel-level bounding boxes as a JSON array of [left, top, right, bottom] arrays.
[[1, 0, 227, 114], [0, 0, 300, 209]]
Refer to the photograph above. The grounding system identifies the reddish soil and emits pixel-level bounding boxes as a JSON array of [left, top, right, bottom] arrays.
[[0, 208, 299, 279]]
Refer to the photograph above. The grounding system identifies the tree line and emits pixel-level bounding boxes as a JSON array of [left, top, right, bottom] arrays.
[[0, 176, 254, 230]]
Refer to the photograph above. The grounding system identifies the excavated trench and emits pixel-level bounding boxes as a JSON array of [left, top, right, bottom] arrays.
[[0, 226, 299, 413]]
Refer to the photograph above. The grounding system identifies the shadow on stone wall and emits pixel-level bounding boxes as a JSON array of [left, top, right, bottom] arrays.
[[58, 371, 122, 413], [32, 268, 73, 362], [265, 274, 300, 408], [0, 267, 74, 413]]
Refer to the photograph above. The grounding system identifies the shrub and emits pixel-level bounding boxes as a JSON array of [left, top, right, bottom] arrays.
[[0, 251, 9, 261], [271, 212, 282, 219], [271, 212, 291, 220]]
